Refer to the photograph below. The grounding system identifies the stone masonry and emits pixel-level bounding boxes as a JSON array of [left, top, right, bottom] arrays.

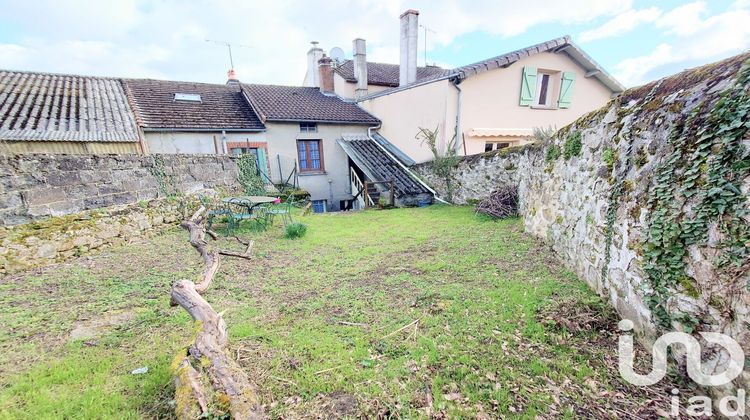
[[416, 53, 750, 402], [0, 154, 241, 226]]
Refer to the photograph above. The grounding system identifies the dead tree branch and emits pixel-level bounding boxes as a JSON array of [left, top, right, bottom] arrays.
[[170, 205, 265, 419]]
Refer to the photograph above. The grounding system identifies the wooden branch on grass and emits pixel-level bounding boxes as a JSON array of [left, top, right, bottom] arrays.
[[170, 205, 265, 419]]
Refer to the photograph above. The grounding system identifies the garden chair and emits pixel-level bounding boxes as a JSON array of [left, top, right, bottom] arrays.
[[199, 194, 233, 232], [266, 195, 294, 226], [227, 205, 269, 233]]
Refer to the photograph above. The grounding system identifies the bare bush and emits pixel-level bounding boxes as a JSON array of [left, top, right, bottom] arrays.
[[475, 186, 519, 219]]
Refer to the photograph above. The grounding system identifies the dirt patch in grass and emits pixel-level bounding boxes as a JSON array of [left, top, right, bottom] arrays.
[[69, 310, 137, 341], [536, 294, 702, 418]]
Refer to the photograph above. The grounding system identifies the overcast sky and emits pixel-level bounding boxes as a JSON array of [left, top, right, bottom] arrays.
[[1, 0, 748, 87]]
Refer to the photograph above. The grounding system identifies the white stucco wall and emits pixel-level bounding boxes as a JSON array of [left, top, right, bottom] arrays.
[[359, 79, 457, 164], [144, 131, 266, 154], [263, 122, 372, 211], [360, 50, 616, 162], [333, 73, 393, 100]]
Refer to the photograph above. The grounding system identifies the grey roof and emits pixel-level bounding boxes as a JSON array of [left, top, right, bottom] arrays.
[[124, 79, 265, 131], [357, 36, 624, 100], [242, 84, 379, 124], [334, 60, 450, 87], [338, 134, 430, 197], [371, 132, 415, 166], [453, 36, 624, 92], [0, 70, 139, 142]]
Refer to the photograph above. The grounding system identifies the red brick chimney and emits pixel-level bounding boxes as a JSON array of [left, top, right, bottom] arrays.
[[318, 56, 334, 94], [226, 68, 239, 85]]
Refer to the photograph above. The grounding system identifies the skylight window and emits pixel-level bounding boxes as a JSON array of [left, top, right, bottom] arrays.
[[174, 93, 202, 102]]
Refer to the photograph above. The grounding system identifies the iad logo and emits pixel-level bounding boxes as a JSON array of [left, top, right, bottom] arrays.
[[617, 319, 747, 417]]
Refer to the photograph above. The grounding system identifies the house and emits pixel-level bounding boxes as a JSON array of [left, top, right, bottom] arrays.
[[240, 74, 432, 210], [123, 74, 266, 156], [304, 10, 625, 163], [0, 70, 143, 154]]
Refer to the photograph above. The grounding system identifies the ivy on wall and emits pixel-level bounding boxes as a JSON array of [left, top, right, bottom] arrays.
[[641, 60, 750, 330], [237, 154, 266, 196], [149, 155, 179, 197]]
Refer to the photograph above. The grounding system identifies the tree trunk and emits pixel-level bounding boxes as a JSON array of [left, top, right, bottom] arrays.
[[170, 206, 265, 419]]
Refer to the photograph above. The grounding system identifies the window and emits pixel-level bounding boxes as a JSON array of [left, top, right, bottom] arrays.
[[535, 73, 551, 106], [297, 140, 323, 172], [174, 93, 202, 102], [484, 142, 511, 152], [230, 147, 258, 157], [312, 200, 327, 213], [300, 122, 317, 132]]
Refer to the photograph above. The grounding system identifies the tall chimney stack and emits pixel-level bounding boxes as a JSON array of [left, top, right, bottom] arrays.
[[399, 9, 419, 87], [318, 55, 334, 94], [353, 38, 368, 97], [304, 41, 325, 87]]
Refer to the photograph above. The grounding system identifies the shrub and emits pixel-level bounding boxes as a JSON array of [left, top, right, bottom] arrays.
[[602, 148, 616, 169], [546, 144, 561, 162], [563, 131, 582, 159], [284, 222, 307, 239]]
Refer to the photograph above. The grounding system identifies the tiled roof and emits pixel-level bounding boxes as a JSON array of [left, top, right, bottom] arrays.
[[338, 134, 430, 197], [242, 84, 379, 124], [334, 60, 450, 87], [124, 79, 265, 131], [0, 70, 139, 142]]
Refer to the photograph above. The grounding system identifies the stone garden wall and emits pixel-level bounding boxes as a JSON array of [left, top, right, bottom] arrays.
[[0, 196, 199, 273], [417, 53, 750, 399], [0, 154, 241, 226]]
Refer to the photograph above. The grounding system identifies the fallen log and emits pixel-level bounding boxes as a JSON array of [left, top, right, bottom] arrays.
[[170, 206, 265, 419]]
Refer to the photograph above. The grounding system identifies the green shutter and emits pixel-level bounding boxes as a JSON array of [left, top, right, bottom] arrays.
[[558, 71, 576, 108], [519, 66, 537, 106], [256, 147, 270, 183]]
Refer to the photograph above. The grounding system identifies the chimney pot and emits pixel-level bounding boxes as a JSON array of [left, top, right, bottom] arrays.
[[353, 38, 368, 97], [304, 42, 325, 87], [318, 55, 334, 94], [399, 9, 419, 86]]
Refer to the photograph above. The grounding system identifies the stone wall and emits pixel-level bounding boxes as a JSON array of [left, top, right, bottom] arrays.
[[413, 144, 540, 204], [0, 196, 199, 273], [417, 54, 750, 398], [1, 154, 241, 226]]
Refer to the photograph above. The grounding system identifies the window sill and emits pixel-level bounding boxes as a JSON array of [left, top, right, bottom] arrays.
[[530, 105, 558, 110], [298, 171, 327, 176]]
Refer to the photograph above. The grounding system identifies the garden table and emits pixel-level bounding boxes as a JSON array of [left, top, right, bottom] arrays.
[[222, 195, 278, 213]]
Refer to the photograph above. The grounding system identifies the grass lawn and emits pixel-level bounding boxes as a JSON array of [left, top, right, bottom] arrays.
[[0, 205, 691, 418]]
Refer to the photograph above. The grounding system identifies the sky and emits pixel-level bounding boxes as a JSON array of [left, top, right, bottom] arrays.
[[0, 0, 748, 88]]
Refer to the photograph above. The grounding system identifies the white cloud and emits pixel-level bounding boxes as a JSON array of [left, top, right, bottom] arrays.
[[0, 0, 630, 84], [578, 7, 662, 42], [613, 4, 750, 86], [655, 1, 707, 36]]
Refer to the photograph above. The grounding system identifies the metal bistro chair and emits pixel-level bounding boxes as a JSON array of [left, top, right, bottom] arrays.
[[228, 204, 269, 233], [200, 195, 233, 232], [266, 195, 294, 226]]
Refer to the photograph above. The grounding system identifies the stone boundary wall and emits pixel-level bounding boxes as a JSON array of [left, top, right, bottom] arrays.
[[0, 196, 199, 273], [416, 54, 750, 400], [1, 154, 241, 226], [413, 144, 539, 205]]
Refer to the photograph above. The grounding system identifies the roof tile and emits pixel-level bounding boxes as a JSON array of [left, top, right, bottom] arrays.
[[124, 79, 264, 131], [0, 70, 139, 142], [242, 84, 379, 124]]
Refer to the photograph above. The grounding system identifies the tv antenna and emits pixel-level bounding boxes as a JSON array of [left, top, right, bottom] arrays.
[[419, 25, 436, 66], [205, 39, 251, 70]]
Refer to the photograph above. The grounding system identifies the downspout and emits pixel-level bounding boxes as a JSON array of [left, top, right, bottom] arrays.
[[367, 124, 449, 204], [451, 77, 462, 155], [221, 130, 228, 154]]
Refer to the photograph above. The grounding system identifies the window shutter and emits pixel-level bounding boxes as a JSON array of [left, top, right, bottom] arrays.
[[558, 71, 576, 108], [256, 147, 269, 182], [519, 66, 537, 106]]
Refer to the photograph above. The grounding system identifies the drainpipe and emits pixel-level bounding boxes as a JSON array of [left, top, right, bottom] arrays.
[[367, 124, 449, 204], [221, 130, 228, 154], [451, 78, 462, 156]]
